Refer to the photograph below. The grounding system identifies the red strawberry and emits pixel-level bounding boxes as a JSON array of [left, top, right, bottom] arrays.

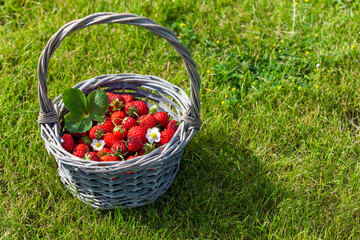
[[137, 114, 157, 130], [126, 155, 138, 160], [121, 94, 134, 104], [113, 125, 127, 140], [137, 149, 145, 156], [97, 148, 113, 157], [154, 112, 169, 129], [79, 136, 92, 149], [99, 117, 115, 133], [111, 111, 126, 126], [127, 136, 144, 152], [109, 94, 125, 112], [111, 140, 128, 157], [159, 129, 175, 146], [125, 100, 149, 117], [61, 134, 74, 152], [84, 152, 101, 161], [128, 126, 147, 142], [167, 120, 179, 132], [103, 133, 119, 148], [70, 132, 87, 138], [72, 144, 89, 158], [106, 92, 115, 98], [89, 125, 104, 139], [100, 155, 119, 162], [122, 117, 137, 130]]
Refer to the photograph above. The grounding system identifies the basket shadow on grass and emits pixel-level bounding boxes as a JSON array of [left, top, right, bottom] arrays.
[[103, 126, 285, 237]]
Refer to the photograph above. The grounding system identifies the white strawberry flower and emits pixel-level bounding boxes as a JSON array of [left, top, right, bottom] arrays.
[[146, 127, 161, 144], [91, 139, 105, 151]]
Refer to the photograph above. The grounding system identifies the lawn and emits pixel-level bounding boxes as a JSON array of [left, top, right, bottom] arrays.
[[1, 0, 360, 238]]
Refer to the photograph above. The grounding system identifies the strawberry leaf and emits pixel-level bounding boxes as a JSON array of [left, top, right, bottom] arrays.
[[87, 90, 109, 121], [65, 113, 92, 133], [62, 88, 87, 115]]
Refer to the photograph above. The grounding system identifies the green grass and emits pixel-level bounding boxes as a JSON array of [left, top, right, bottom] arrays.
[[1, 0, 360, 238]]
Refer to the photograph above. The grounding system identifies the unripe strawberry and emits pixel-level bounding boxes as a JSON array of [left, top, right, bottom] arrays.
[[128, 126, 147, 142], [89, 125, 104, 139], [61, 134, 74, 152], [121, 94, 134, 104], [154, 111, 169, 129], [113, 125, 127, 140], [72, 144, 89, 158], [127, 136, 144, 152], [167, 120, 179, 132], [125, 100, 149, 117], [122, 117, 137, 130], [111, 111, 126, 126], [159, 129, 175, 146], [103, 133, 119, 148], [84, 152, 101, 161], [137, 114, 157, 130]]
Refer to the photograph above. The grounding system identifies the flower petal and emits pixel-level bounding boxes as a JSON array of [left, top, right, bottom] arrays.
[[148, 138, 154, 144], [154, 136, 160, 142], [99, 140, 105, 146]]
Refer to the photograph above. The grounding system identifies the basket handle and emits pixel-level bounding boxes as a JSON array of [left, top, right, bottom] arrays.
[[38, 12, 201, 129]]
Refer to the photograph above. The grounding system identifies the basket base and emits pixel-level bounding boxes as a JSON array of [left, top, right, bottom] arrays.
[[57, 153, 182, 209]]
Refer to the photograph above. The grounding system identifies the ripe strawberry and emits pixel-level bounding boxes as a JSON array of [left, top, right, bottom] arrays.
[[72, 144, 89, 158], [70, 132, 87, 138], [61, 134, 74, 152], [125, 100, 149, 117], [154, 112, 169, 129], [122, 117, 137, 130], [89, 125, 104, 139], [137, 114, 157, 130], [126, 155, 138, 160], [121, 94, 134, 104], [113, 125, 127, 140], [127, 136, 144, 152], [111, 140, 128, 156], [99, 117, 115, 133], [159, 129, 175, 146], [79, 136, 92, 149], [103, 133, 119, 148], [128, 126, 147, 142], [137, 149, 145, 156], [84, 152, 101, 161], [167, 120, 179, 132], [109, 94, 125, 112], [100, 155, 119, 162], [97, 148, 113, 157], [111, 111, 126, 126], [106, 92, 115, 98]]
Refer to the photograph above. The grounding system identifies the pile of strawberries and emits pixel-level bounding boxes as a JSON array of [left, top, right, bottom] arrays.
[[61, 92, 179, 162]]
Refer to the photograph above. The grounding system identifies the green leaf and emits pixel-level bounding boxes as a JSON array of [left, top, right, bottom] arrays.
[[65, 113, 92, 133], [87, 90, 109, 121], [62, 88, 87, 115]]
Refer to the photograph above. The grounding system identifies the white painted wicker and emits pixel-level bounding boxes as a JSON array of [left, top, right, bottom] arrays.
[[37, 13, 201, 209]]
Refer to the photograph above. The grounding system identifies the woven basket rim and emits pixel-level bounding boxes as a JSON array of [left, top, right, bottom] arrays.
[[41, 73, 196, 172]]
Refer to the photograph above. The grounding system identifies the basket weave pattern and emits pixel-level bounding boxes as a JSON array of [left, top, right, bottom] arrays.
[[37, 13, 201, 209]]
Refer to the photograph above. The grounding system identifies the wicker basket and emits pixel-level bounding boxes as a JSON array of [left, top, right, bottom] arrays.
[[37, 13, 201, 209]]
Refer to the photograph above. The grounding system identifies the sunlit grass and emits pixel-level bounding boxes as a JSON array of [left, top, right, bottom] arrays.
[[1, 0, 360, 238]]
